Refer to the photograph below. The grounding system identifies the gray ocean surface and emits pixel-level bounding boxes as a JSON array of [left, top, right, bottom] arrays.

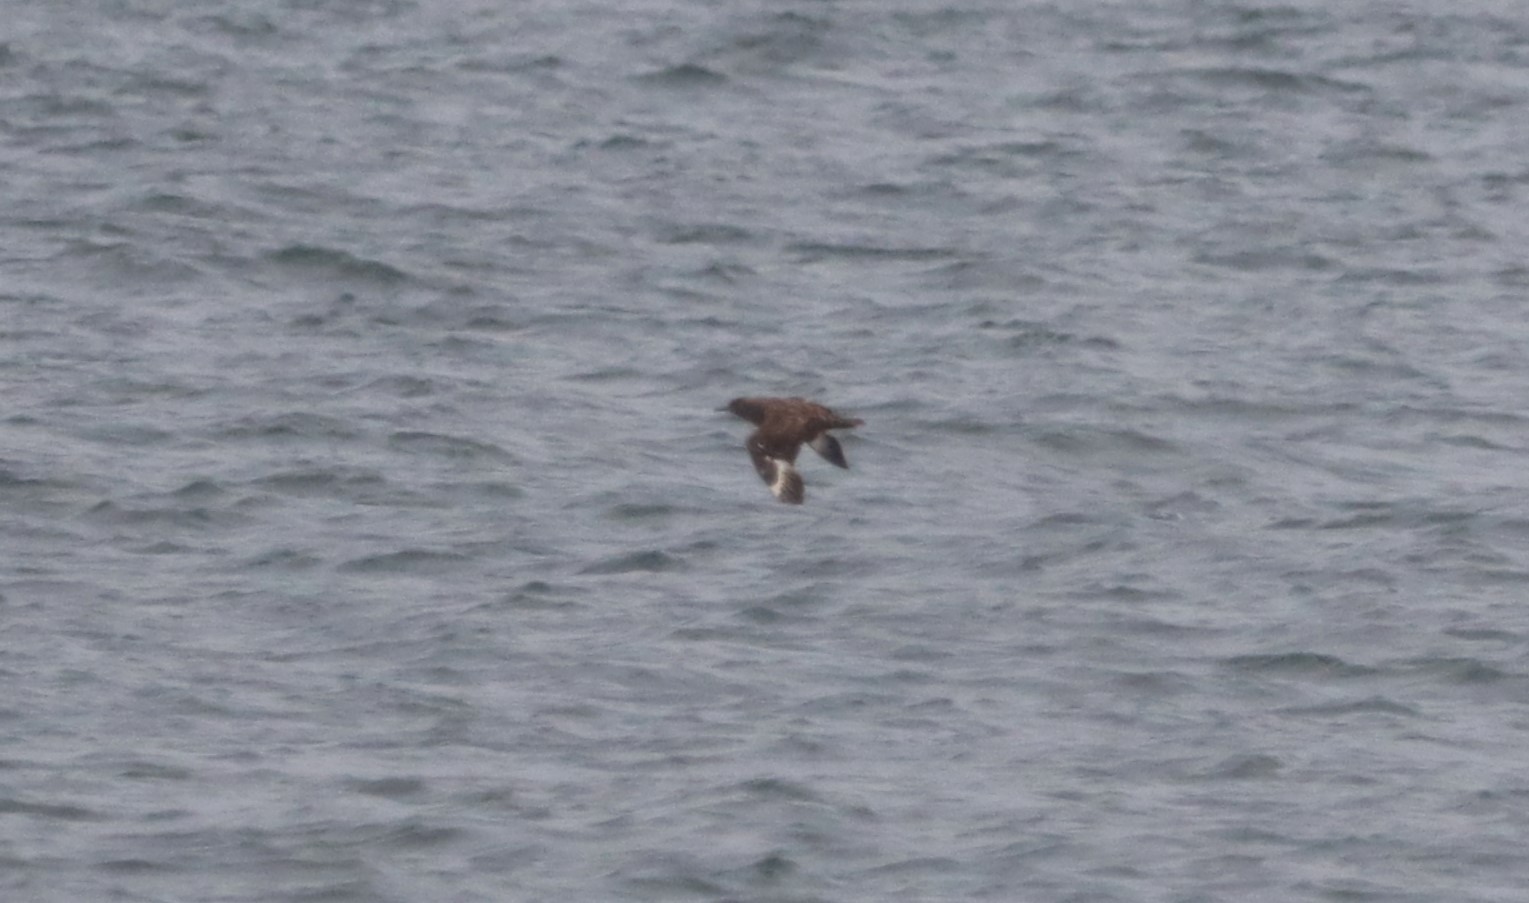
[[6, 1, 1529, 900]]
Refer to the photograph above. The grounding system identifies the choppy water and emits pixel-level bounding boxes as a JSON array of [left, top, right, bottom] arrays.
[[6, 1, 1529, 900]]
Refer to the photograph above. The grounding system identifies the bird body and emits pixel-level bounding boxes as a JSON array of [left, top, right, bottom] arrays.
[[723, 397, 862, 504]]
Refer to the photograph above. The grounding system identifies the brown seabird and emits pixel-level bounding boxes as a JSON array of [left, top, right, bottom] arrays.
[[722, 397, 863, 504]]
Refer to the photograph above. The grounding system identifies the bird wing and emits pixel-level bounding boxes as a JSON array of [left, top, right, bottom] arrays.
[[748, 435, 805, 504], [770, 460, 804, 504], [808, 433, 849, 469]]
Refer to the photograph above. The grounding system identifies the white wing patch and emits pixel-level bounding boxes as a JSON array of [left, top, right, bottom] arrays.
[[769, 459, 804, 504]]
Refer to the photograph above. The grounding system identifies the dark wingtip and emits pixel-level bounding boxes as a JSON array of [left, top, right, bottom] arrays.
[[809, 433, 850, 469], [776, 468, 805, 504]]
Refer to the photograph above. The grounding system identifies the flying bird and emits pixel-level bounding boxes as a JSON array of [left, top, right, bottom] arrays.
[[722, 396, 863, 504]]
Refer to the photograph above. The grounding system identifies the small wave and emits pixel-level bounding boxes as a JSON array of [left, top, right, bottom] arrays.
[[170, 479, 225, 499], [587, 133, 650, 151], [1156, 66, 1369, 97], [606, 502, 679, 521], [98, 858, 179, 875], [1222, 652, 1374, 679], [655, 223, 753, 245], [345, 777, 425, 799], [1283, 696, 1420, 717], [337, 549, 471, 574], [243, 547, 323, 570], [83, 500, 242, 529], [265, 244, 413, 286], [490, 580, 579, 611], [734, 776, 826, 803], [433, 480, 525, 502], [0, 797, 104, 821], [1397, 657, 1509, 684], [979, 319, 1122, 352], [787, 241, 958, 262], [387, 430, 516, 462], [1193, 247, 1337, 272], [1033, 426, 1180, 455], [362, 374, 439, 398], [1443, 627, 1521, 643], [635, 63, 727, 88], [1203, 753, 1283, 780], [253, 468, 386, 495], [925, 140, 1073, 177], [578, 550, 683, 575], [216, 411, 359, 442]]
